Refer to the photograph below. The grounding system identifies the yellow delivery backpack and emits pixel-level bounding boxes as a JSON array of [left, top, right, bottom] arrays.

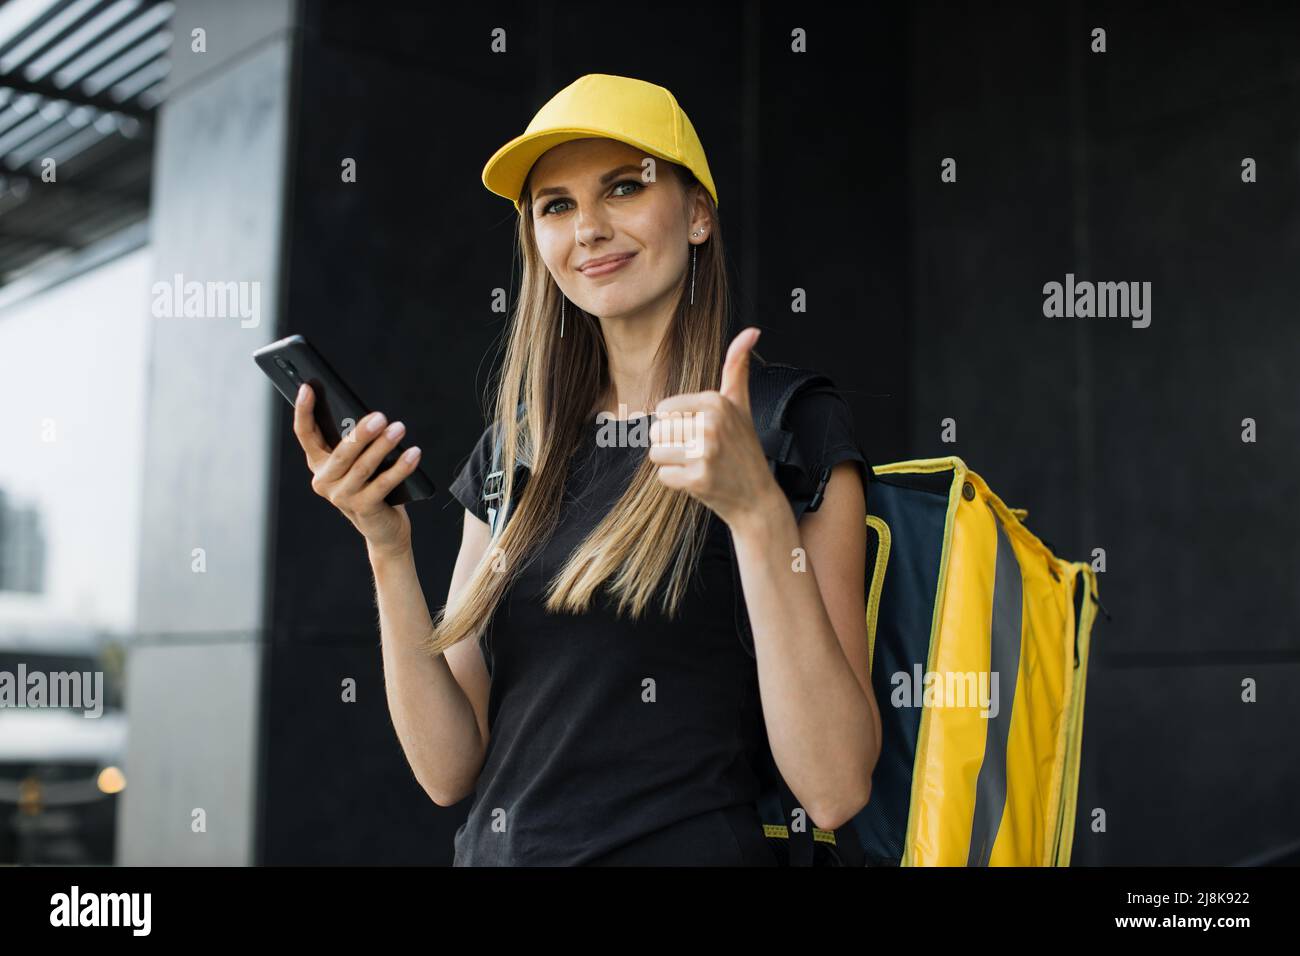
[[852, 457, 1100, 866], [740, 364, 1103, 866]]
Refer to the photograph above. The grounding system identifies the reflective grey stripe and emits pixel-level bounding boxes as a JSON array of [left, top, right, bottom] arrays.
[[967, 503, 1023, 866]]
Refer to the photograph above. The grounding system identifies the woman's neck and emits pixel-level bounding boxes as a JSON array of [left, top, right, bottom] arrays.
[[593, 293, 676, 421]]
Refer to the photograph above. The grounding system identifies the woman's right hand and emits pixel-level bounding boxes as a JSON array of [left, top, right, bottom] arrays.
[[292, 383, 422, 557]]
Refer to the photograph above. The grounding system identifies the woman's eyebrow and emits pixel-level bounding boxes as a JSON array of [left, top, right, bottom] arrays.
[[533, 164, 644, 200]]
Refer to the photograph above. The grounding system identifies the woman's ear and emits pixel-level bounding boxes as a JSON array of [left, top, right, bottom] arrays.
[[687, 186, 712, 239]]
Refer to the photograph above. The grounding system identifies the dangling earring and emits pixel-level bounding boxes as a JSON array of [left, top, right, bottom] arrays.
[[560, 296, 565, 338], [689, 238, 698, 305]]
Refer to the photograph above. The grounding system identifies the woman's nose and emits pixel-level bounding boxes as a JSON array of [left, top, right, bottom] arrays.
[[574, 210, 612, 244]]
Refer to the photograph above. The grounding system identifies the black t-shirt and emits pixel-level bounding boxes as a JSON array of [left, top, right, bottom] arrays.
[[446, 384, 870, 865]]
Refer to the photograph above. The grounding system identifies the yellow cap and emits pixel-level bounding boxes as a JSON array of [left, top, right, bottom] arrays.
[[482, 73, 718, 214]]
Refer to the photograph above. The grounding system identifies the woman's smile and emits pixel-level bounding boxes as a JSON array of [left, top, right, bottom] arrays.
[[579, 251, 637, 277]]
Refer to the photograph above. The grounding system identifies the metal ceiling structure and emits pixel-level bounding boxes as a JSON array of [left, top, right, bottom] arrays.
[[0, 0, 173, 286]]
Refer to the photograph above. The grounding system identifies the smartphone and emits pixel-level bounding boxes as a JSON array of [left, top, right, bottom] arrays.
[[253, 333, 437, 506]]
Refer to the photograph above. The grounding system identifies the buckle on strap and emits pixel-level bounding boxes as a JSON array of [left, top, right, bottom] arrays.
[[482, 469, 505, 503], [806, 465, 833, 513]]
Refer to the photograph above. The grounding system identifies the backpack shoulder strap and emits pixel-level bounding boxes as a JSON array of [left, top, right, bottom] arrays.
[[734, 359, 840, 867], [483, 401, 528, 536], [748, 360, 837, 518], [730, 360, 838, 654]]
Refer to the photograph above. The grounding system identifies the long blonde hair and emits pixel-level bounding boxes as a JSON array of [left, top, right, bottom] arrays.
[[421, 163, 748, 657]]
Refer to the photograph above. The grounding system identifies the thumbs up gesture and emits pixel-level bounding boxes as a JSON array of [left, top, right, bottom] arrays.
[[650, 327, 782, 530]]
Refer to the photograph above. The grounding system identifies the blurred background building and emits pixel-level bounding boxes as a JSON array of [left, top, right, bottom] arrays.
[[0, 0, 1296, 865], [0, 489, 46, 593]]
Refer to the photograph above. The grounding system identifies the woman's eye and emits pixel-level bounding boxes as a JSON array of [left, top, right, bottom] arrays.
[[541, 180, 643, 216]]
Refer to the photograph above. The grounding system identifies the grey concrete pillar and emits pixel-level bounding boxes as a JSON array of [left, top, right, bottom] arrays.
[[117, 0, 297, 865]]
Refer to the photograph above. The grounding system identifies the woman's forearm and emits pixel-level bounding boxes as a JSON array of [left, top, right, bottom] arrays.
[[730, 489, 878, 829], [369, 543, 485, 805]]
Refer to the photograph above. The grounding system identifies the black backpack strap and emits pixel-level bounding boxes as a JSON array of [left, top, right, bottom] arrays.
[[483, 401, 529, 536], [730, 361, 835, 658], [748, 361, 837, 518], [731, 360, 837, 867]]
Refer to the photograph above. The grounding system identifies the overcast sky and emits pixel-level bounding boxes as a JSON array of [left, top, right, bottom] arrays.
[[0, 247, 151, 638]]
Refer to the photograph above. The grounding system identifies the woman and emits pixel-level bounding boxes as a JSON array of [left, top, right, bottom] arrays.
[[292, 73, 882, 865]]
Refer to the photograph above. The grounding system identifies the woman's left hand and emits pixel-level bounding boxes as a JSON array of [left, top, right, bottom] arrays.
[[649, 327, 784, 531]]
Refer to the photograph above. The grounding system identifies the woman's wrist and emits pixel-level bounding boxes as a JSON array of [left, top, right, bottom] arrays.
[[367, 537, 414, 567], [726, 480, 793, 546]]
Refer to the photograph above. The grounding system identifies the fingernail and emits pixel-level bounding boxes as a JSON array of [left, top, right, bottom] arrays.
[[385, 421, 405, 439], [367, 413, 387, 433], [403, 446, 421, 461], [296, 384, 307, 404]]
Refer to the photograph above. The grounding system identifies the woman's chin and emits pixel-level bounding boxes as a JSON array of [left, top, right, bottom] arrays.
[[577, 293, 659, 322]]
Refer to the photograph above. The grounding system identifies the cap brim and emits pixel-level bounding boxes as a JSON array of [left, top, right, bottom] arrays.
[[482, 127, 688, 213]]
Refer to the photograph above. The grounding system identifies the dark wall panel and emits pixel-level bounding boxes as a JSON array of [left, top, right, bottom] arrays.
[[254, 0, 1295, 865]]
